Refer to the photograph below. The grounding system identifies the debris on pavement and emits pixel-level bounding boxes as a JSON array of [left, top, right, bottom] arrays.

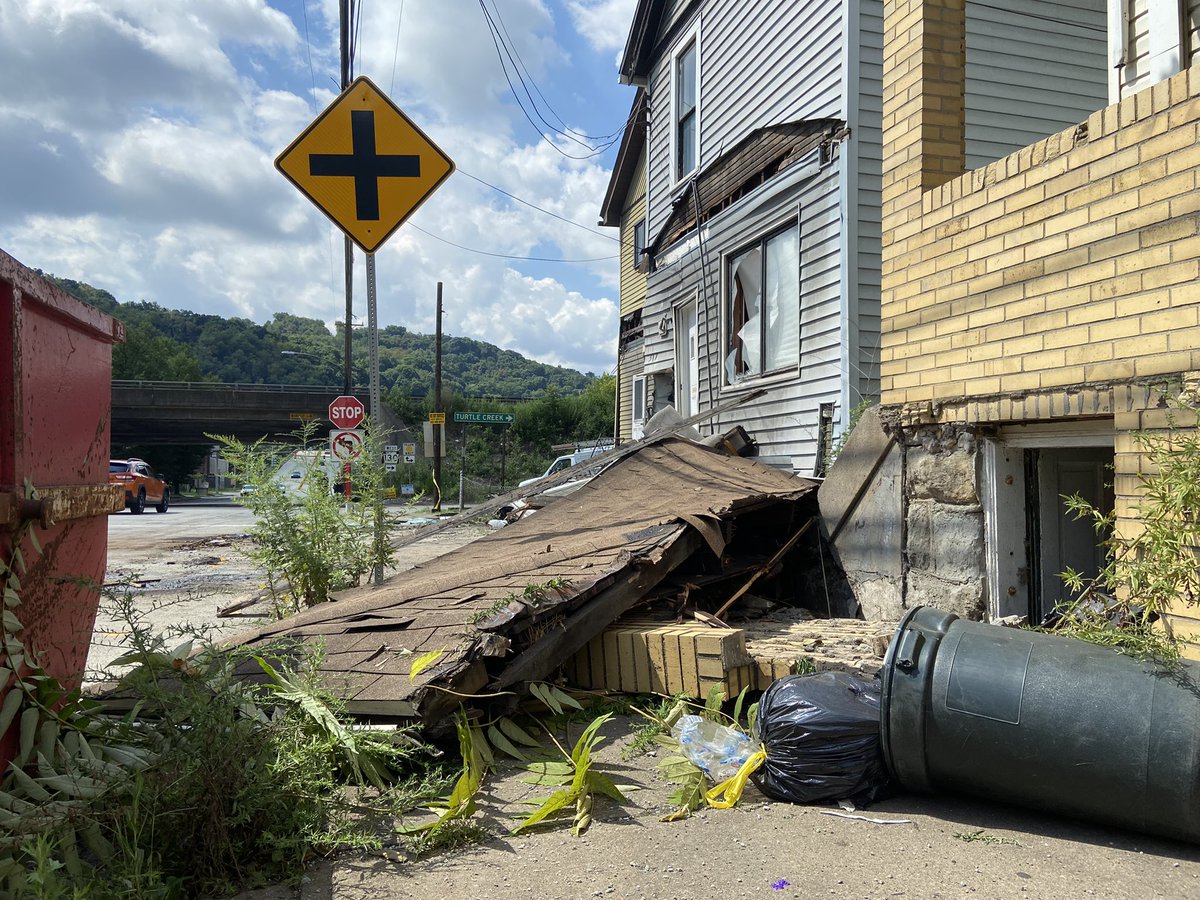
[[819, 811, 912, 825], [226, 437, 817, 723]]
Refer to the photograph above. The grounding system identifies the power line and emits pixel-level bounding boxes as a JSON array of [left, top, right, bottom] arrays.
[[457, 168, 622, 244], [484, 0, 630, 144], [389, 0, 407, 95], [409, 224, 617, 263], [475, 0, 617, 160]]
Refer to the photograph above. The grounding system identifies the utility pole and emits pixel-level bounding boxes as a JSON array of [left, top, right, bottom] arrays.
[[339, 0, 353, 396], [433, 282, 443, 511]]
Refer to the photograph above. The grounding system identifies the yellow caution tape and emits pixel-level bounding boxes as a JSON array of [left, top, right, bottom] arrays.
[[704, 747, 767, 809]]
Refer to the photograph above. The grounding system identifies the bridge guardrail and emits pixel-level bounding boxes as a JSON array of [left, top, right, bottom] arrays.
[[113, 380, 347, 394]]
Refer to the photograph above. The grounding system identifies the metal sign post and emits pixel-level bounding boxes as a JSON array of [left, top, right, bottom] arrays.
[[366, 252, 384, 585], [275, 75, 454, 589]]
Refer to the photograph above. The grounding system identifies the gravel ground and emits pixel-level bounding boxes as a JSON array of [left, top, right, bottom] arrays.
[[99, 500, 1200, 899]]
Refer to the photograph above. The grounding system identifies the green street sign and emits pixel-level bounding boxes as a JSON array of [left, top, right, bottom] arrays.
[[454, 411, 515, 425]]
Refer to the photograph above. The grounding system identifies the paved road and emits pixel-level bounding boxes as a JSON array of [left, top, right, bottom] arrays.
[[106, 498, 256, 551]]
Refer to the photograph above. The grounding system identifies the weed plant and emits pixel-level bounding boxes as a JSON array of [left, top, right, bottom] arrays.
[[1052, 405, 1200, 663], [211, 420, 395, 616], [0, 571, 434, 897]]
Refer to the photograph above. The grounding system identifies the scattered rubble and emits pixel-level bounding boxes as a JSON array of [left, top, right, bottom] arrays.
[[228, 437, 823, 722]]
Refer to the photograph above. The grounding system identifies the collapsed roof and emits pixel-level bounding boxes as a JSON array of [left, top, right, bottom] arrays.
[[229, 438, 817, 721]]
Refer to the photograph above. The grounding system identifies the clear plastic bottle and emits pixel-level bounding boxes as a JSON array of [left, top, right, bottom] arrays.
[[671, 714, 754, 782]]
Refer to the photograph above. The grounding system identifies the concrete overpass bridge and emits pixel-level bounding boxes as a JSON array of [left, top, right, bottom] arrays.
[[111, 380, 402, 446]]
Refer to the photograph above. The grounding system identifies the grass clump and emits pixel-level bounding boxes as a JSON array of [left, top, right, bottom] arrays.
[[212, 420, 394, 617]]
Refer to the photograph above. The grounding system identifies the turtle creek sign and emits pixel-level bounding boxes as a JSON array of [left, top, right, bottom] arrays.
[[454, 412, 515, 425]]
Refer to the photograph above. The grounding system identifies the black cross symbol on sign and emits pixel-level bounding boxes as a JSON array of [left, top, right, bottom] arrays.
[[309, 109, 420, 221]]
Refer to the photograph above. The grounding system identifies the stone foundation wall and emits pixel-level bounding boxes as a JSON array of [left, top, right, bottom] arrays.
[[901, 426, 987, 620]]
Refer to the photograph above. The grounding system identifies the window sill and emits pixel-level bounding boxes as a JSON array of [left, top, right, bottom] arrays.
[[719, 366, 800, 397]]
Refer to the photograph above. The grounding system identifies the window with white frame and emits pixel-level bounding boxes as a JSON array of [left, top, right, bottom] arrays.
[[674, 38, 698, 181], [725, 222, 800, 384], [632, 375, 647, 422]]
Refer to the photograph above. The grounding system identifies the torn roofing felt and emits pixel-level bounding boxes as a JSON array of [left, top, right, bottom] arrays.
[[228, 438, 816, 720]]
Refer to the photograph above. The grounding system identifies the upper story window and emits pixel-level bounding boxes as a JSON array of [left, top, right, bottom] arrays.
[[632, 218, 647, 270], [725, 222, 799, 384], [674, 38, 698, 181]]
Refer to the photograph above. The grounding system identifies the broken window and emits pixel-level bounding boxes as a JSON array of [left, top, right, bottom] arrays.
[[725, 222, 799, 383], [675, 39, 698, 179], [632, 375, 646, 422]]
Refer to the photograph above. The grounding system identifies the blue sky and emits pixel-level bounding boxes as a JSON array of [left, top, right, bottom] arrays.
[[0, 0, 638, 375]]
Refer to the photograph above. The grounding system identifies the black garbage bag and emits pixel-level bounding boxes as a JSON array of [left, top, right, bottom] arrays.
[[751, 672, 890, 805]]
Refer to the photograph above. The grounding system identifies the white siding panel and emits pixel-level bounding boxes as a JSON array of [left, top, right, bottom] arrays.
[[965, 0, 1107, 170], [642, 160, 844, 472], [855, 0, 883, 402], [644, 1, 844, 244]]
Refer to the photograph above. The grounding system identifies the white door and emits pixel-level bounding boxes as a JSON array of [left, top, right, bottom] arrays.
[[675, 300, 698, 417]]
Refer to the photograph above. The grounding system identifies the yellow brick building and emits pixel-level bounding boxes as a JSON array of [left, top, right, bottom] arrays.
[[879, 0, 1200, 649]]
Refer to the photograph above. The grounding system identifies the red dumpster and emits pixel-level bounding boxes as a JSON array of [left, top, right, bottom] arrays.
[[0, 249, 125, 768]]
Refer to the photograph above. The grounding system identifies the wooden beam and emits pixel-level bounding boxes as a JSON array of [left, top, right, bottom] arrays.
[[492, 531, 702, 689], [712, 518, 814, 620]]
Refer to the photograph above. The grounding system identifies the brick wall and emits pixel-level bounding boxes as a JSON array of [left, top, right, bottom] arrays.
[[881, 0, 1200, 652], [883, 2, 1199, 414]]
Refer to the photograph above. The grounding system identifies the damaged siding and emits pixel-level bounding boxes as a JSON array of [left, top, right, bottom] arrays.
[[644, 156, 844, 473], [644, 0, 844, 244]]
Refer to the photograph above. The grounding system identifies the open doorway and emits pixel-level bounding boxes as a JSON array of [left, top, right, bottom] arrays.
[[983, 424, 1115, 623]]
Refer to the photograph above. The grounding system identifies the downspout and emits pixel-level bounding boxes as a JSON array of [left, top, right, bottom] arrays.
[[837, 0, 863, 439]]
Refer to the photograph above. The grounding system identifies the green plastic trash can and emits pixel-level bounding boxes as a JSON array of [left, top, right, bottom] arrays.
[[880, 606, 1200, 843]]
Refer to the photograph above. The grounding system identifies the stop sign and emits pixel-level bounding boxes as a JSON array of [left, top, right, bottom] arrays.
[[328, 395, 365, 429]]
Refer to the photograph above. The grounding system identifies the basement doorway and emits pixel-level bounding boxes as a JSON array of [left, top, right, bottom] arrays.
[[982, 422, 1115, 624]]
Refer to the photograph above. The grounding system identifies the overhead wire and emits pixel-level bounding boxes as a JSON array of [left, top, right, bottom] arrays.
[[408, 224, 617, 263], [474, 0, 618, 160], [480, 0, 627, 146], [389, 0, 407, 94], [456, 168, 622, 244]]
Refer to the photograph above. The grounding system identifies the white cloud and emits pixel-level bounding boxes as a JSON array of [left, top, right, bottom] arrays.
[[567, 0, 638, 53], [0, 0, 634, 376]]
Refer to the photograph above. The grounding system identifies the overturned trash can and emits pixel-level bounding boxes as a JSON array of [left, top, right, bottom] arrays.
[[880, 606, 1200, 843]]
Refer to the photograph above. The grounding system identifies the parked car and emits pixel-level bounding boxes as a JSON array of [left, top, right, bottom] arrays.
[[518, 444, 614, 488], [109, 458, 169, 514]]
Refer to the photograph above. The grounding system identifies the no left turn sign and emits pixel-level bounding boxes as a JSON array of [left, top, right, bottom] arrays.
[[330, 429, 365, 461]]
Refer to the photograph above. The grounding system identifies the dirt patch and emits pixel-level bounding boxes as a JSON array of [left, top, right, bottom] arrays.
[[236, 712, 1200, 900]]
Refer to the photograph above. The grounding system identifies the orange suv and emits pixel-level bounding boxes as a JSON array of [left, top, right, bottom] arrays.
[[109, 459, 170, 514]]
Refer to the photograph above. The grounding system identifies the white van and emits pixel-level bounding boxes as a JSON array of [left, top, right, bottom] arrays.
[[518, 445, 612, 488]]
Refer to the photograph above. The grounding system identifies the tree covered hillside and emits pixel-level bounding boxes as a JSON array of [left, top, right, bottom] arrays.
[[44, 272, 613, 494], [43, 273, 596, 399]]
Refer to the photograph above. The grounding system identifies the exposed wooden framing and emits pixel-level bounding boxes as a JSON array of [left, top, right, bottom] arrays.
[[492, 531, 702, 689], [712, 518, 814, 620]]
